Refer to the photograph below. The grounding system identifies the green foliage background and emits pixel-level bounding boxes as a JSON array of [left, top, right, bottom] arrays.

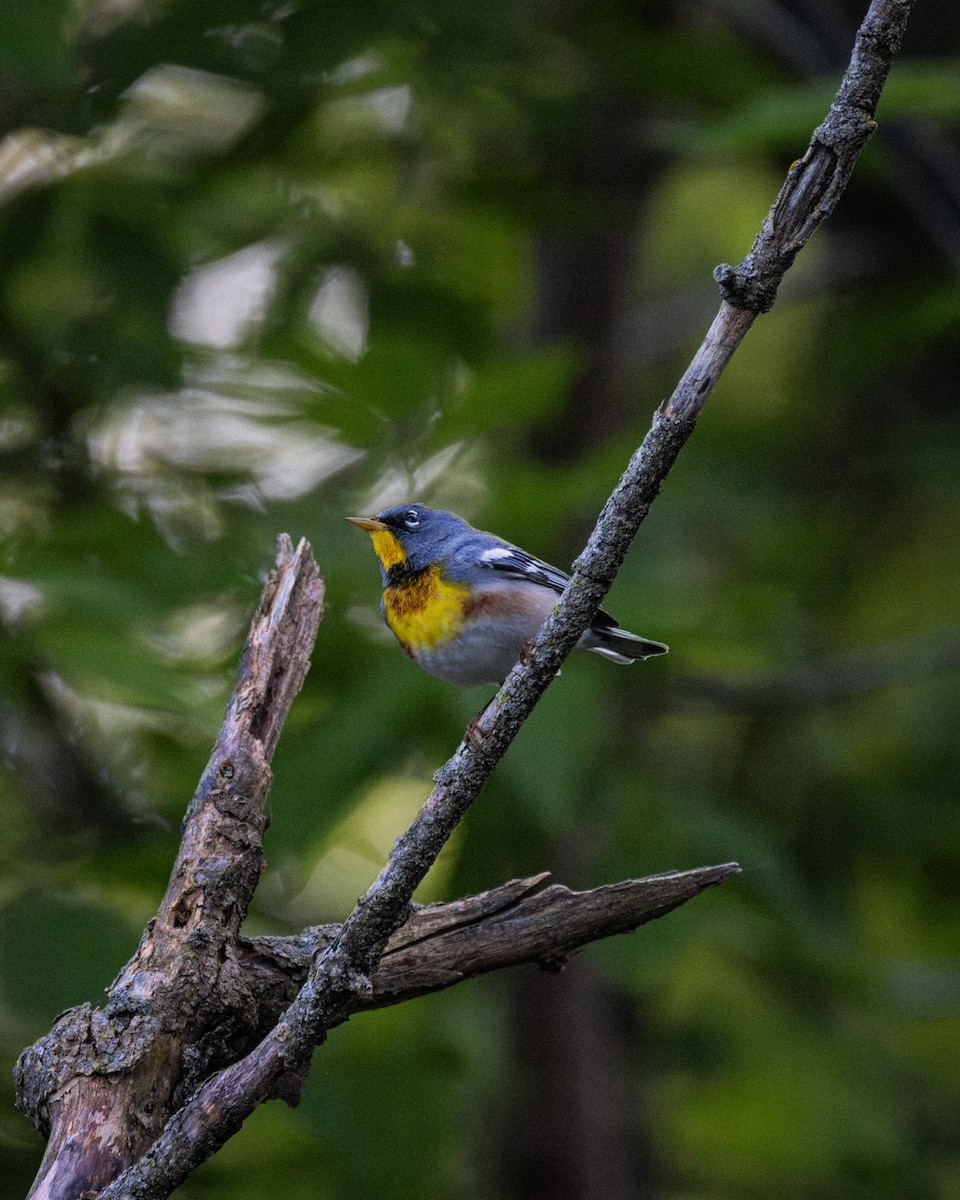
[[1, 1, 959, 1197]]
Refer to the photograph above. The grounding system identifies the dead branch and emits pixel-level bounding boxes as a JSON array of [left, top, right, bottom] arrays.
[[17, 538, 324, 1200], [239, 864, 742, 1016], [15, 538, 736, 1200]]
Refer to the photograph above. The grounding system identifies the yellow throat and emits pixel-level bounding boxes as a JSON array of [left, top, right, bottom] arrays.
[[382, 563, 471, 655], [355, 522, 471, 655], [369, 529, 407, 571]]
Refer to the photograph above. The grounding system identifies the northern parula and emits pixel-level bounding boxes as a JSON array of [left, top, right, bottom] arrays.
[[347, 504, 667, 686]]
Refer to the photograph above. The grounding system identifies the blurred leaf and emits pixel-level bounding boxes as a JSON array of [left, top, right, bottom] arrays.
[[694, 59, 960, 156], [0, 0, 74, 88]]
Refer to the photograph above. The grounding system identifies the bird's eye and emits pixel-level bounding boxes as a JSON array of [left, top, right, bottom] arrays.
[[403, 509, 421, 529]]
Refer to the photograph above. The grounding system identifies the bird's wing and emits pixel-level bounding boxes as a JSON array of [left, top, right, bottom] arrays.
[[478, 543, 620, 630], [478, 544, 571, 595]]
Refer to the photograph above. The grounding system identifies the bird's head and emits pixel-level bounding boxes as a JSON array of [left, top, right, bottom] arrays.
[[346, 504, 464, 578]]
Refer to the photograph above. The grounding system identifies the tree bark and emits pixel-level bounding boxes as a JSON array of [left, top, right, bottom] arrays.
[[18, 536, 324, 1200], [15, 537, 736, 1200], [238, 864, 740, 1016]]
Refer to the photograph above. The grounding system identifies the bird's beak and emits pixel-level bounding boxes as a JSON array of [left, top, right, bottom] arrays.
[[346, 516, 389, 532]]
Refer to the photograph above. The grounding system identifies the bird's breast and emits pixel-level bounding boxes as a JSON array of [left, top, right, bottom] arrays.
[[383, 566, 472, 655]]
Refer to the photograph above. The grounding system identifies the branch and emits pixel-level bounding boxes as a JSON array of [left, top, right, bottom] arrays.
[[15, 540, 737, 1200], [18, 538, 324, 1200], [95, 868, 741, 1199], [712, 0, 913, 315], [90, 3, 914, 1197], [239, 864, 742, 1016]]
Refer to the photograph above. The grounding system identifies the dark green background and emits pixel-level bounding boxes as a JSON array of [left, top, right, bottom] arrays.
[[1, 1, 958, 1197]]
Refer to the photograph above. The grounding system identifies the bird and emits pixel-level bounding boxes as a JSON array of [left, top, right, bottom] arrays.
[[347, 504, 667, 686]]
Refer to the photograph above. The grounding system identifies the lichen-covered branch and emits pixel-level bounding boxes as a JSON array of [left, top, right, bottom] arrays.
[[93, 867, 740, 1200], [713, 0, 913, 317]]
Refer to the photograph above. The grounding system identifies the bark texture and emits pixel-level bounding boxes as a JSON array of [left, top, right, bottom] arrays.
[[16, 537, 736, 1200], [239, 864, 741, 1016], [18, 537, 324, 1200]]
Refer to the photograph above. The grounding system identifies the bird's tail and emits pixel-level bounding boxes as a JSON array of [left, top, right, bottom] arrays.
[[586, 625, 668, 664]]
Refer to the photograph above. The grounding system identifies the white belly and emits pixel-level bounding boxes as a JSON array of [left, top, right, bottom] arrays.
[[414, 581, 556, 685]]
